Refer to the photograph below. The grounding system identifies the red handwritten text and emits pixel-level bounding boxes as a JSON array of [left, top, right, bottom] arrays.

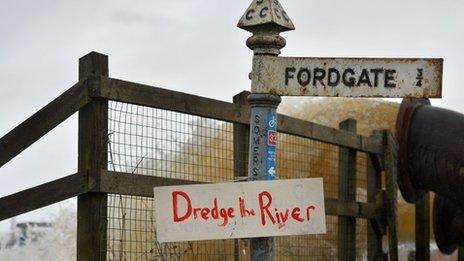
[[172, 190, 317, 229], [172, 191, 235, 226]]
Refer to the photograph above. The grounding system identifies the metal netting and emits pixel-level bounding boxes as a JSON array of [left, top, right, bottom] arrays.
[[275, 134, 368, 260], [107, 101, 235, 260], [107, 101, 234, 181], [106, 100, 371, 260]]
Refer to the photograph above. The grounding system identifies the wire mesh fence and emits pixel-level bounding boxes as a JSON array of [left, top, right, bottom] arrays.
[[106, 100, 373, 260], [107, 101, 235, 260]]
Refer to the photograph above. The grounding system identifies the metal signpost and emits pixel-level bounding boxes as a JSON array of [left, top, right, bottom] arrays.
[[237, 0, 295, 260], [237, 0, 443, 260]]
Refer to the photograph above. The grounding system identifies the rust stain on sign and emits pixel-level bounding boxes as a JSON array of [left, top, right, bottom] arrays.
[[251, 56, 443, 98]]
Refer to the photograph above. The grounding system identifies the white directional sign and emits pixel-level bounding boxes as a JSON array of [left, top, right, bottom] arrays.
[[251, 56, 443, 98], [153, 178, 326, 242]]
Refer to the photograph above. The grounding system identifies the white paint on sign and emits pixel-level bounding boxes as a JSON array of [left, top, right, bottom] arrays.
[[153, 178, 326, 242], [251, 56, 443, 98]]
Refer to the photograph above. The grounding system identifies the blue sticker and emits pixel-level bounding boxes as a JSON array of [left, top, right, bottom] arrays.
[[265, 113, 277, 180]]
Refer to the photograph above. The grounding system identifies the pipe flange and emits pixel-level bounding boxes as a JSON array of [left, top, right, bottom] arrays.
[[396, 98, 430, 203], [433, 195, 459, 255]]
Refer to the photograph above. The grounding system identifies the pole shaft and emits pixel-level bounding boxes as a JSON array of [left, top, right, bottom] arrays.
[[237, 2, 295, 260], [247, 94, 281, 261], [248, 94, 281, 181]]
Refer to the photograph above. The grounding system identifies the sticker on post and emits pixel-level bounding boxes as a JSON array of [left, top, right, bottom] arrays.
[[266, 113, 277, 180], [268, 130, 277, 146]]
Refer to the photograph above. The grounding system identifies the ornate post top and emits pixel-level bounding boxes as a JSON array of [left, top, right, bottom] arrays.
[[237, 0, 295, 55]]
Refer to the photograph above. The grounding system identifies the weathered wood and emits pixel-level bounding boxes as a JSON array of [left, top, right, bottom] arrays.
[[94, 170, 381, 219], [338, 119, 357, 261], [79, 52, 109, 81], [0, 173, 88, 221], [368, 131, 385, 173], [325, 198, 381, 219], [233, 91, 251, 261], [369, 153, 384, 176], [279, 114, 382, 154], [459, 247, 464, 261], [415, 192, 430, 261], [77, 52, 109, 261], [233, 91, 251, 180], [0, 81, 90, 168], [94, 77, 383, 154], [367, 148, 384, 260], [96, 170, 203, 196], [384, 131, 399, 261], [95, 76, 247, 124], [372, 191, 387, 237]]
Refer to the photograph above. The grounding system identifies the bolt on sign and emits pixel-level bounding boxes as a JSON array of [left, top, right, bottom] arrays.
[[251, 56, 443, 98], [153, 178, 326, 242]]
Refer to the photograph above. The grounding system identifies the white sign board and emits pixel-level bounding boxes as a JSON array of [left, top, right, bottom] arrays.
[[153, 178, 326, 242], [251, 56, 443, 98]]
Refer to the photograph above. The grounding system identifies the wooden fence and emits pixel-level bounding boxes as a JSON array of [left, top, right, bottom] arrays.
[[0, 51, 417, 260]]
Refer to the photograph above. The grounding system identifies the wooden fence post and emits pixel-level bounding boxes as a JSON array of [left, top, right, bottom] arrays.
[[338, 118, 357, 261], [459, 247, 464, 260], [384, 131, 398, 261], [233, 91, 251, 261], [77, 52, 109, 261], [415, 192, 430, 260], [367, 131, 384, 260]]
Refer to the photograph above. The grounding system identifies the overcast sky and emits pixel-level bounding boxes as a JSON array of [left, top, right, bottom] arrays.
[[0, 0, 463, 231]]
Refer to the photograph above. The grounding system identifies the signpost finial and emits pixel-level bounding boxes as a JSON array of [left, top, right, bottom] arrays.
[[237, 0, 295, 55]]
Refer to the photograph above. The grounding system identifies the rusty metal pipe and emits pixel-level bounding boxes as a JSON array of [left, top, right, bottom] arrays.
[[433, 195, 464, 255], [396, 99, 464, 206]]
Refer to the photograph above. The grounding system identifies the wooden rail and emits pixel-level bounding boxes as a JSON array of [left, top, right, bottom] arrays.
[[0, 170, 385, 221], [0, 173, 88, 221], [0, 80, 90, 168], [92, 76, 383, 154], [0, 75, 382, 171], [94, 170, 205, 197], [97, 170, 383, 219]]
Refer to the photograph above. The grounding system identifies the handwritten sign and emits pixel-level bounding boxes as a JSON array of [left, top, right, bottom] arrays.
[[251, 56, 443, 98], [153, 178, 326, 242]]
